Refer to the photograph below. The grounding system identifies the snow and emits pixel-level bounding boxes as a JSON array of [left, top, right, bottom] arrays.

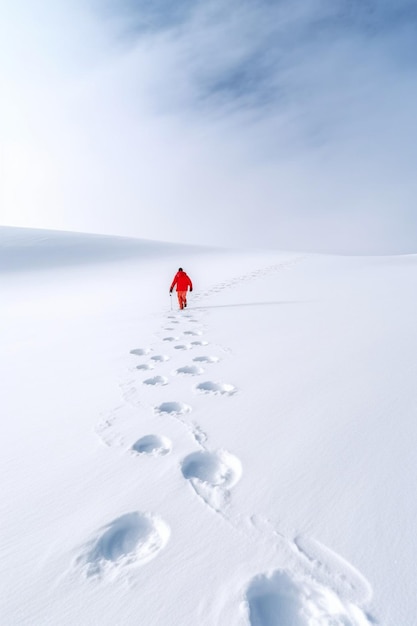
[[1, 226, 416, 625]]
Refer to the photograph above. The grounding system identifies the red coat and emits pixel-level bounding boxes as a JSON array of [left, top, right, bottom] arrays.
[[170, 271, 192, 292]]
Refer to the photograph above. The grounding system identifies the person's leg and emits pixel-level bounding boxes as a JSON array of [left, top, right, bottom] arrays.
[[177, 291, 186, 309]]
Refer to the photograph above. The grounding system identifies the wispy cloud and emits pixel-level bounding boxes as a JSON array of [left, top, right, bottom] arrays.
[[1, 0, 417, 253]]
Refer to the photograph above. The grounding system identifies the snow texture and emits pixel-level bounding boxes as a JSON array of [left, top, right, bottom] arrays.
[[1, 226, 416, 625]]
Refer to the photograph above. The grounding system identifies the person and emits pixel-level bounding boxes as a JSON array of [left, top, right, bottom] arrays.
[[170, 267, 193, 310]]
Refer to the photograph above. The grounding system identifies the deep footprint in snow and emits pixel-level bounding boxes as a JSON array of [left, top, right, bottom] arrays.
[[184, 330, 203, 336], [136, 363, 155, 371], [246, 570, 373, 626], [182, 450, 242, 487], [130, 348, 152, 356], [143, 375, 168, 386], [193, 356, 220, 364], [174, 344, 192, 350], [155, 401, 191, 415], [191, 340, 209, 347], [196, 381, 237, 395], [175, 365, 204, 376], [132, 435, 172, 456], [150, 355, 170, 362], [163, 336, 179, 342], [181, 450, 242, 511], [79, 512, 170, 577]]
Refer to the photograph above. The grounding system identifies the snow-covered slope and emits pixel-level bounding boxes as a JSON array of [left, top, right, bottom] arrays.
[[0, 226, 207, 272], [1, 228, 416, 625]]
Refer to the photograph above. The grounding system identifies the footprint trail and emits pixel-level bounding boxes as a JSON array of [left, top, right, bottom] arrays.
[[92, 259, 376, 624]]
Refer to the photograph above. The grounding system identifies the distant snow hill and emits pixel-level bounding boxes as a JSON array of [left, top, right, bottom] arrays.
[[0, 226, 207, 273]]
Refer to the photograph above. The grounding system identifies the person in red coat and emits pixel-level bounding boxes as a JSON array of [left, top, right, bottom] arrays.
[[170, 268, 193, 310]]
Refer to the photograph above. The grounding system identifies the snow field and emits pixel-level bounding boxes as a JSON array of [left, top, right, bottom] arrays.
[[92, 258, 377, 625], [1, 230, 416, 625]]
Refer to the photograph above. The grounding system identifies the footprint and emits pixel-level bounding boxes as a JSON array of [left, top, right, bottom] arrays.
[[95, 414, 124, 448], [174, 344, 192, 350], [175, 365, 204, 376], [193, 356, 220, 364], [245, 570, 373, 626], [181, 450, 242, 510], [78, 512, 170, 577], [136, 363, 155, 371], [191, 340, 209, 347], [184, 330, 203, 336], [155, 402, 191, 415], [182, 450, 242, 487], [163, 337, 179, 342], [150, 355, 170, 362], [195, 381, 236, 396], [132, 435, 171, 456], [143, 375, 168, 386], [130, 348, 152, 356], [191, 424, 208, 445]]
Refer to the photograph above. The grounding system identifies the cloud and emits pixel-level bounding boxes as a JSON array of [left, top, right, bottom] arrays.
[[1, 0, 417, 253]]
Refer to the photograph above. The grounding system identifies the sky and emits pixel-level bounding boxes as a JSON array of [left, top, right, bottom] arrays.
[[1, 0, 417, 253]]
